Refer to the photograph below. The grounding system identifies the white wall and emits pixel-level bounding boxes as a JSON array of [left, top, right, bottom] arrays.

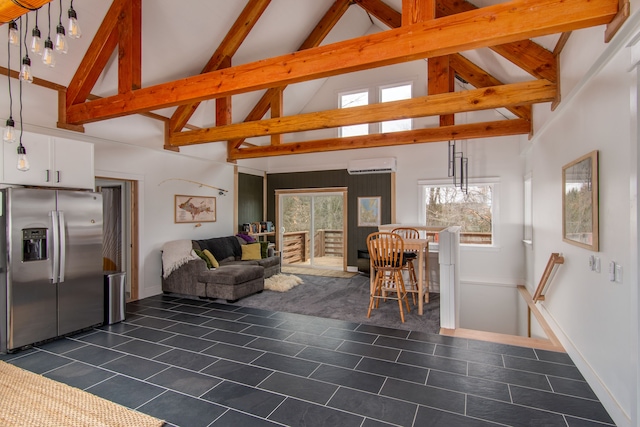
[[94, 140, 235, 299], [527, 13, 640, 426]]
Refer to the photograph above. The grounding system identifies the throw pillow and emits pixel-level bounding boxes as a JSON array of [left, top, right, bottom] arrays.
[[259, 241, 269, 259], [202, 249, 220, 268], [194, 249, 213, 268], [241, 243, 262, 260], [236, 233, 256, 243]]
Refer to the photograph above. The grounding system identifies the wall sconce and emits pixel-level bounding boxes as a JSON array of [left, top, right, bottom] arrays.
[[448, 140, 468, 193]]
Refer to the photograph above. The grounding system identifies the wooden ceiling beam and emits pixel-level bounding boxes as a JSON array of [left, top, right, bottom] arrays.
[[228, 119, 531, 159], [358, 0, 557, 83], [449, 53, 532, 121], [66, 0, 616, 125], [0, 0, 50, 23], [170, 80, 554, 146], [229, 0, 352, 149], [65, 0, 125, 107], [437, 0, 557, 82], [169, 0, 271, 133], [118, 0, 142, 93]]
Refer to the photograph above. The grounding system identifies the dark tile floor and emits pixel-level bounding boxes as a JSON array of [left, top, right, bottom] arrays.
[[0, 294, 616, 427]]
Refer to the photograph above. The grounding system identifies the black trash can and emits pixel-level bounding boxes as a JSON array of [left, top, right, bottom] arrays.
[[104, 271, 126, 325], [357, 249, 370, 275]]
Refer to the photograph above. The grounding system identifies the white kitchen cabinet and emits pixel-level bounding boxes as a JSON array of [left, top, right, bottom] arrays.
[[3, 133, 95, 190]]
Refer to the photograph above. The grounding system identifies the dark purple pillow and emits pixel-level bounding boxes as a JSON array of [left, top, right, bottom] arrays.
[[236, 233, 256, 243]]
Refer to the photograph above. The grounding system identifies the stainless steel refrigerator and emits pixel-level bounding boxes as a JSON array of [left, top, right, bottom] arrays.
[[0, 187, 103, 353]]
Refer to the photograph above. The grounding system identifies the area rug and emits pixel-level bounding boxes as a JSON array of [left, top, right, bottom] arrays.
[[264, 273, 303, 292], [232, 273, 441, 334], [0, 361, 164, 427], [282, 266, 358, 278]]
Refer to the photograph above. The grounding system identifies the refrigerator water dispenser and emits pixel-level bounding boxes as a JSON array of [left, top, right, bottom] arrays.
[[22, 228, 47, 262]]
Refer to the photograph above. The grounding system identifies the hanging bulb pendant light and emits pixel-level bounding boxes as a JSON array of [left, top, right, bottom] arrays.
[[42, 3, 55, 66], [54, 23, 67, 53], [3, 118, 16, 143], [8, 21, 19, 46], [31, 26, 42, 55], [16, 143, 29, 171], [31, 9, 43, 55], [20, 57, 33, 83], [55, 0, 68, 53], [20, 15, 33, 83], [67, 1, 81, 39], [42, 38, 55, 67]]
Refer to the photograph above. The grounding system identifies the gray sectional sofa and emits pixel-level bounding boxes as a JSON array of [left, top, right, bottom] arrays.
[[162, 235, 280, 302]]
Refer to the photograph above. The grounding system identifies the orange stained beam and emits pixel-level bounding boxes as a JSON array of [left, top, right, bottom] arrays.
[[0, 0, 50, 23], [66, 0, 617, 125]]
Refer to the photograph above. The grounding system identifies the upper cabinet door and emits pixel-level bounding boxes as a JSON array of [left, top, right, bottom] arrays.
[[3, 132, 54, 186], [2, 133, 95, 190], [51, 137, 95, 190]]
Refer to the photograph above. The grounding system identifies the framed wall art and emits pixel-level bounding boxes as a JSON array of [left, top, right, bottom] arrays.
[[175, 195, 216, 223], [358, 196, 381, 227], [562, 150, 598, 251]]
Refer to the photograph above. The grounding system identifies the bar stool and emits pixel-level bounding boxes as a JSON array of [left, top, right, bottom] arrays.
[[366, 232, 411, 322], [391, 227, 419, 305]]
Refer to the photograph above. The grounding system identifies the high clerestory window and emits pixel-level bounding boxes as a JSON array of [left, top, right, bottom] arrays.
[[338, 82, 412, 137]]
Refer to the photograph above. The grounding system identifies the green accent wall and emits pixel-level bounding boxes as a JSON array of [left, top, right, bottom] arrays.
[[266, 169, 392, 266], [238, 173, 263, 232]]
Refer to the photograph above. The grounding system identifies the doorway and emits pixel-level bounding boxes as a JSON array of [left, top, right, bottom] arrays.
[[96, 178, 139, 301], [276, 188, 347, 271]]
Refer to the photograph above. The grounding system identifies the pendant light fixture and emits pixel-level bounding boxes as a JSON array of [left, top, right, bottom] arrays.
[[447, 140, 468, 194], [42, 3, 55, 67], [30, 8, 43, 55], [17, 17, 29, 172], [20, 15, 33, 84], [67, 0, 81, 39], [8, 20, 19, 46], [4, 26, 15, 143], [54, 0, 68, 54]]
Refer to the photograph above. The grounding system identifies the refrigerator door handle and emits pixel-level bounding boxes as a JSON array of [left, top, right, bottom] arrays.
[[58, 211, 66, 283], [50, 211, 59, 283]]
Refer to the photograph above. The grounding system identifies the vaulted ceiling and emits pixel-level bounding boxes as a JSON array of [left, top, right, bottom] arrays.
[[0, 0, 624, 161]]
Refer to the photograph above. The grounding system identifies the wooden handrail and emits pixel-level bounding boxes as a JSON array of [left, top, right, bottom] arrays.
[[533, 253, 565, 302]]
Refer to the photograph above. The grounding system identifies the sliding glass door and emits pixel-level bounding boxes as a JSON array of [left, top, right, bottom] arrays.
[[277, 188, 347, 271]]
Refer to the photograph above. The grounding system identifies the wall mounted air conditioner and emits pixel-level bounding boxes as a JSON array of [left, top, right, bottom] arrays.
[[347, 157, 397, 175]]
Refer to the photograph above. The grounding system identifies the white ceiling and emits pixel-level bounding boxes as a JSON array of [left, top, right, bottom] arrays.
[[0, 0, 555, 159]]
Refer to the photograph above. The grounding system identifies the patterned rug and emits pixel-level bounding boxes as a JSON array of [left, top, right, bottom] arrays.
[[281, 266, 358, 278], [0, 361, 164, 427]]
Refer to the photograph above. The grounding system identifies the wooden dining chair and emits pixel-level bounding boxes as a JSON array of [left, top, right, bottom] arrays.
[[391, 227, 419, 304], [366, 232, 411, 322]]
